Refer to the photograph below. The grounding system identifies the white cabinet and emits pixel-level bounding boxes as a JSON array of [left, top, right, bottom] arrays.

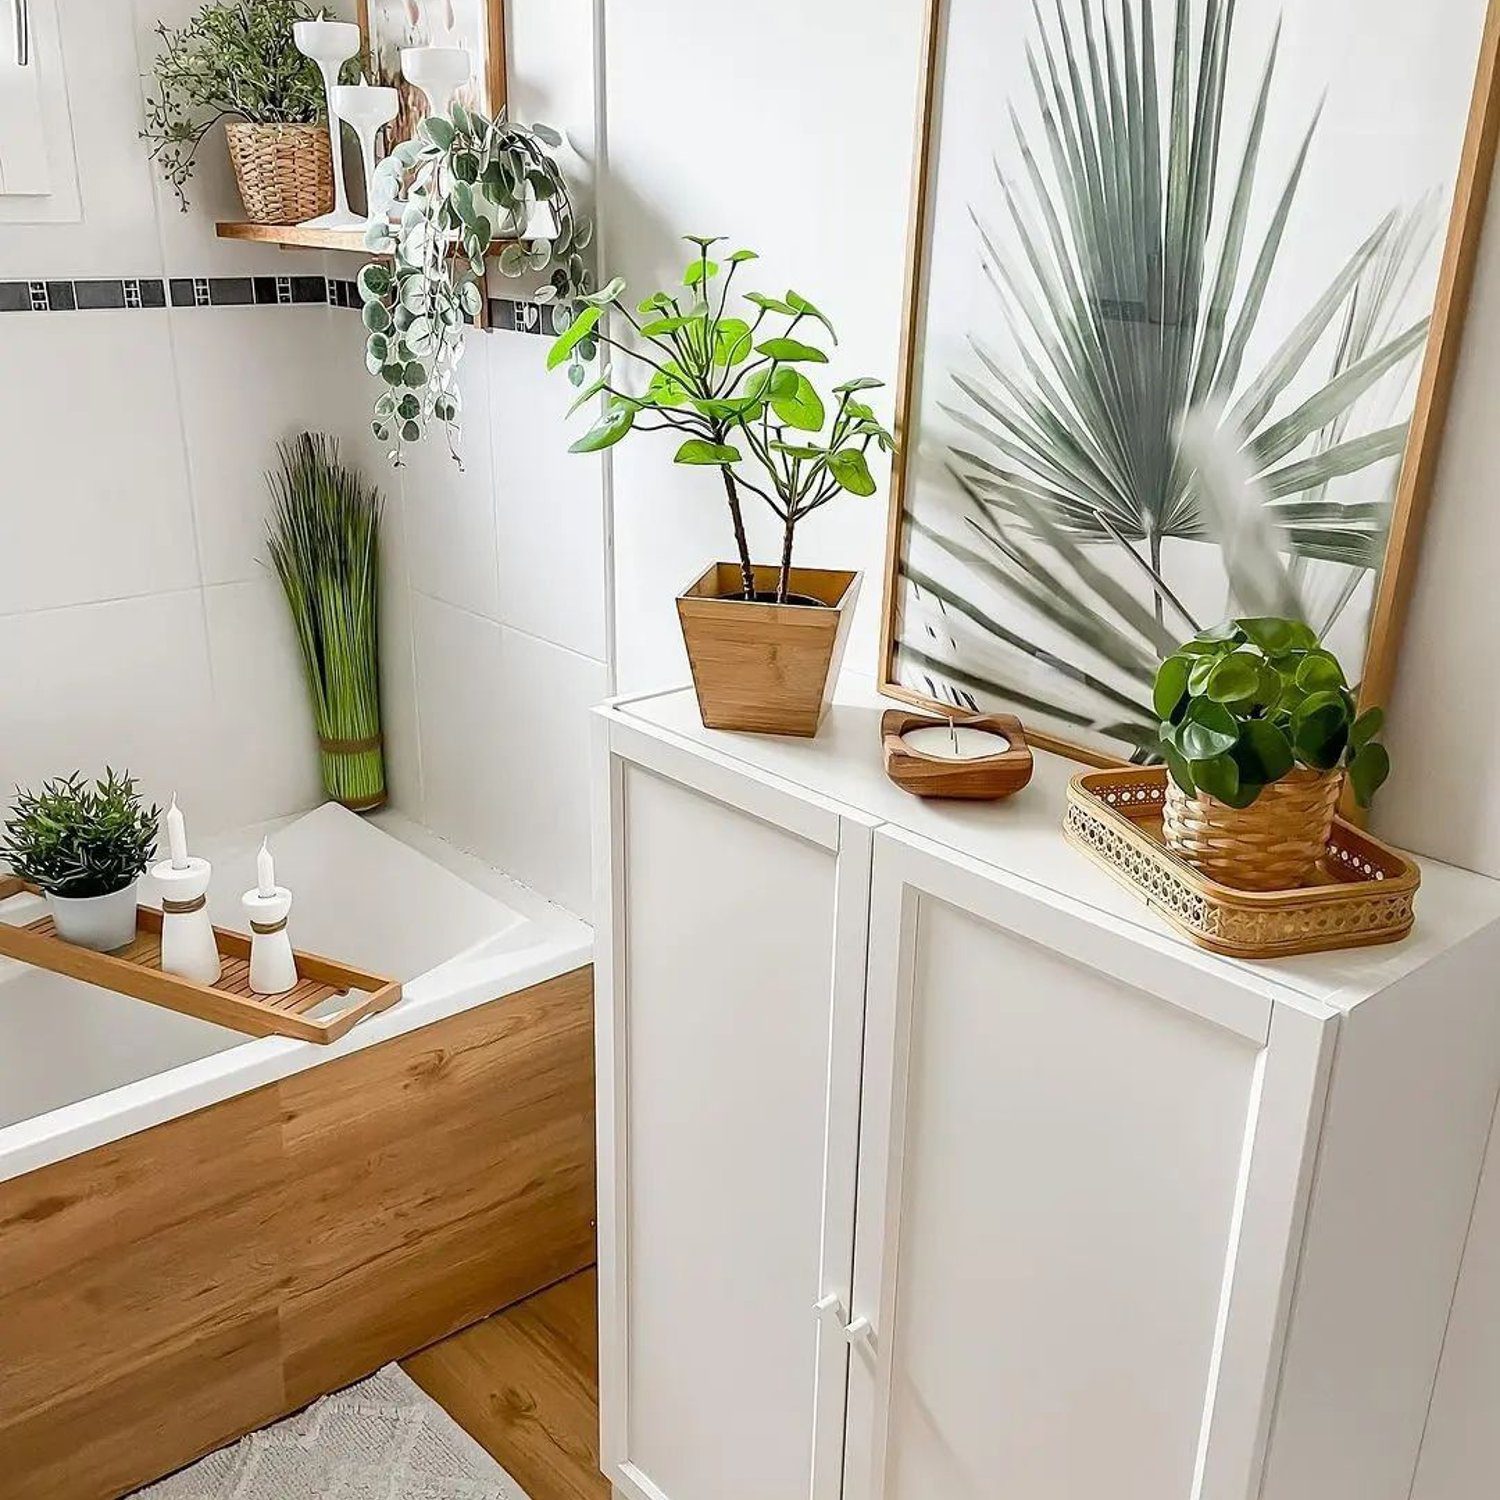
[[592, 717, 874, 1500], [594, 688, 1500, 1500]]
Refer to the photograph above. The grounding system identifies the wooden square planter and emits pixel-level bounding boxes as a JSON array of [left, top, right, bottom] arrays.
[[676, 563, 861, 737]]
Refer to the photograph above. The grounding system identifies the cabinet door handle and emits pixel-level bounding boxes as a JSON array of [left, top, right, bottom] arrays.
[[13, 0, 29, 67], [843, 1316, 873, 1347]]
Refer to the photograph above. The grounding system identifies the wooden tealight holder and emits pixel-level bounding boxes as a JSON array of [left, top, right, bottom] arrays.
[[881, 710, 1034, 801]]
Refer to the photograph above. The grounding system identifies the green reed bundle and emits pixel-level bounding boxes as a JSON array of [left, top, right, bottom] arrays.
[[267, 433, 386, 812]]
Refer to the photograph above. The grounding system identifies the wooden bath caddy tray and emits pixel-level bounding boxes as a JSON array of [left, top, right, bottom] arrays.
[[0, 876, 402, 1043], [1063, 768, 1420, 960]]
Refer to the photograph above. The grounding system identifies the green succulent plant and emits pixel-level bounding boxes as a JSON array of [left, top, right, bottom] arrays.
[[549, 236, 895, 603], [1154, 618, 1391, 810], [1, 771, 161, 899]]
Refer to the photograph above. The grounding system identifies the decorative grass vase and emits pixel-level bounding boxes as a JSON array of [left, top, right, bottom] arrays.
[[225, 121, 332, 224], [46, 880, 139, 953], [1163, 768, 1344, 892]]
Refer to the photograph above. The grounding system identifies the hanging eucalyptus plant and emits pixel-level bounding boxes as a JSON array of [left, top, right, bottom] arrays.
[[358, 106, 592, 465]]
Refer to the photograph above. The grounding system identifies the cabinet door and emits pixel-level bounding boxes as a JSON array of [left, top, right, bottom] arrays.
[[844, 830, 1335, 1500], [594, 718, 873, 1500]]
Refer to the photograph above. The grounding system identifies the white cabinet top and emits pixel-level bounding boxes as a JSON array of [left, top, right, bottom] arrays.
[[602, 682, 1500, 1016]]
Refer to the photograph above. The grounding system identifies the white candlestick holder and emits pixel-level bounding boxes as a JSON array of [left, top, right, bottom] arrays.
[[400, 44, 471, 119], [152, 856, 222, 986], [242, 885, 297, 996], [293, 18, 364, 231], [331, 83, 400, 229]]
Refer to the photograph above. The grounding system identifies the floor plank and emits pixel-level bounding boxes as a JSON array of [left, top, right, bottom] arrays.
[[403, 1268, 609, 1500]]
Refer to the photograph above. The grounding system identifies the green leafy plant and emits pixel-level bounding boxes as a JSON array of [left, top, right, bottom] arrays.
[[549, 236, 895, 603], [1155, 618, 1390, 810], [267, 433, 386, 812], [900, 0, 1438, 750], [359, 108, 589, 465], [1, 772, 161, 899], [141, 0, 328, 210]]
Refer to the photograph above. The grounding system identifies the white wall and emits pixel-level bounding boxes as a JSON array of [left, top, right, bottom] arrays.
[[0, 0, 346, 837], [354, 0, 610, 917]]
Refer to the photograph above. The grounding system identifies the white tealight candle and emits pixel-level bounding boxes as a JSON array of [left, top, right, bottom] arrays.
[[902, 724, 1011, 761], [257, 839, 276, 899], [166, 796, 189, 870]]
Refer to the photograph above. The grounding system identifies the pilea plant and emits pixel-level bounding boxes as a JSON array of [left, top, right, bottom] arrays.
[[141, 0, 327, 210], [359, 107, 591, 465], [548, 236, 895, 603], [1154, 618, 1391, 810]]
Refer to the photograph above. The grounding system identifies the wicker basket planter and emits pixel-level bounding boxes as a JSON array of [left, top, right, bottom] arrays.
[[225, 122, 332, 225], [1162, 767, 1344, 892]]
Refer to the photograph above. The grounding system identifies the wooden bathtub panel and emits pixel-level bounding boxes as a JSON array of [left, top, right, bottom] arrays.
[[279, 966, 597, 1402], [0, 965, 597, 1500], [0, 1081, 287, 1416]]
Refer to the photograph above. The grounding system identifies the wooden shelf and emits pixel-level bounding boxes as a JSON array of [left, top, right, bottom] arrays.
[[216, 220, 375, 253], [216, 220, 522, 256]]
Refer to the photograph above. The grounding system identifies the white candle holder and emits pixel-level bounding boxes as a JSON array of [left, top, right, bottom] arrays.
[[152, 856, 222, 986], [331, 83, 401, 229], [400, 44, 471, 119], [242, 885, 297, 996], [292, 17, 364, 230]]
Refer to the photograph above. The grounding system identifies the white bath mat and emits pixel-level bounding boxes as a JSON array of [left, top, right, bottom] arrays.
[[133, 1363, 531, 1499]]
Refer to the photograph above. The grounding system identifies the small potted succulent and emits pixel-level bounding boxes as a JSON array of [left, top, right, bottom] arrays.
[[141, 0, 333, 223], [1, 772, 161, 952], [549, 235, 895, 737], [1154, 618, 1391, 890]]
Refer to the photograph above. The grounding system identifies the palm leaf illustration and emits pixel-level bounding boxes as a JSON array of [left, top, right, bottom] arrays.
[[900, 0, 1438, 750]]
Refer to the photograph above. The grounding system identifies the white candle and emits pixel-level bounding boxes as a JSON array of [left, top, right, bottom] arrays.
[[257, 840, 276, 899], [166, 797, 189, 870], [902, 724, 1011, 761]]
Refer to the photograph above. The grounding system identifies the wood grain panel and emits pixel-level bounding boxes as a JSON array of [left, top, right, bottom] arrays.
[[0, 966, 596, 1500]]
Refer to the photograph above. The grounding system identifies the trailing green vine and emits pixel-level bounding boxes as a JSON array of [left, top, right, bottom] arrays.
[[358, 106, 592, 466]]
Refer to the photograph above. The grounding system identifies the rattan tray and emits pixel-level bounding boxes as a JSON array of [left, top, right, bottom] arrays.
[[1063, 767, 1420, 959], [0, 876, 401, 1043]]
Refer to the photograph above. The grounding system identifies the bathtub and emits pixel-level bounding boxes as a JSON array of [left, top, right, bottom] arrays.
[[0, 803, 596, 1498]]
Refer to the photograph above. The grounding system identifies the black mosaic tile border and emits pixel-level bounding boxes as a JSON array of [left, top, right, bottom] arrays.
[[0, 273, 554, 338]]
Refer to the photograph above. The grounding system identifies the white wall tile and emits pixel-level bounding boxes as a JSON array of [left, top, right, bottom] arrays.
[[376, 485, 425, 819], [488, 331, 609, 660], [202, 578, 323, 832], [411, 592, 507, 863], [492, 626, 608, 916], [398, 344, 502, 620], [0, 590, 218, 823], [0, 312, 199, 614], [173, 305, 343, 586]]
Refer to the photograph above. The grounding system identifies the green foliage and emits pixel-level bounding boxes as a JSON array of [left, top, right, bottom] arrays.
[[140, 0, 327, 210], [266, 434, 386, 810], [2, 772, 160, 899], [1155, 619, 1391, 809], [547, 235, 896, 601], [359, 108, 589, 466]]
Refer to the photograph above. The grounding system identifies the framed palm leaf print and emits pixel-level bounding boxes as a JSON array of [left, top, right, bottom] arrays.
[[879, 0, 1500, 764]]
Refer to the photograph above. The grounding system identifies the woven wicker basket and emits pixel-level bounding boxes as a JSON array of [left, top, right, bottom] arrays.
[[225, 122, 333, 225], [1162, 768, 1344, 892]]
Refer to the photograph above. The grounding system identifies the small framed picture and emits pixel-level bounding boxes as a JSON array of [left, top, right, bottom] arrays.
[[359, 0, 508, 148]]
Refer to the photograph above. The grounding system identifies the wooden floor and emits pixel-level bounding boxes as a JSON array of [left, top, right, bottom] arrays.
[[403, 1267, 610, 1500]]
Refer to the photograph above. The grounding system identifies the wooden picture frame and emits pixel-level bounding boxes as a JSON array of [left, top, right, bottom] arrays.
[[357, 0, 509, 149], [878, 0, 1500, 768]]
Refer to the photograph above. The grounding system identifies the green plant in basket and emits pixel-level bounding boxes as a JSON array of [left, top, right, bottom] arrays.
[[1154, 618, 1391, 811], [1, 771, 160, 899]]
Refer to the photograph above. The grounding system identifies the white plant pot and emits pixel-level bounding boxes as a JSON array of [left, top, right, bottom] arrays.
[[46, 880, 139, 952]]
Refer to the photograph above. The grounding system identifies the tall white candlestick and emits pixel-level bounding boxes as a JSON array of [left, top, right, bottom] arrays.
[[166, 797, 189, 870], [257, 840, 276, 899]]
